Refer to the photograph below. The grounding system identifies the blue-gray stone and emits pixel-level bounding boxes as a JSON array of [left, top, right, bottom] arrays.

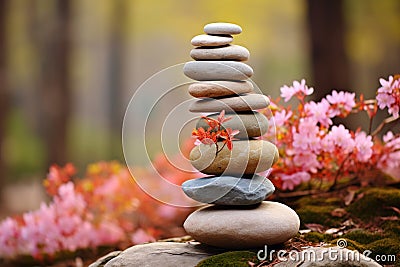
[[182, 175, 275, 205]]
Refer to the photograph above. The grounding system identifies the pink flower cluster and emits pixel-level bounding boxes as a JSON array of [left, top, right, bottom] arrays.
[[376, 75, 400, 118], [0, 159, 197, 261], [0, 182, 124, 259], [264, 76, 400, 191]]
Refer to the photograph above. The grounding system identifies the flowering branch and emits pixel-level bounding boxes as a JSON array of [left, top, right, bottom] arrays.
[[263, 75, 400, 192], [192, 110, 239, 155]]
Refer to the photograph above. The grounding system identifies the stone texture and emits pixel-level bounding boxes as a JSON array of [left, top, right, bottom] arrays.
[[274, 246, 382, 267], [191, 34, 233, 47], [92, 242, 225, 267], [183, 61, 253, 81], [190, 140, 278, 175], [196, 111, 268, 139], [182, 174, 275, 205], [183, 201, 300, 249], [89, 251, 122, 267], [189, 94, 270, 112], [188, 80, 253, 98], [190, 44, 250, 61], [204, 22, 242, 35]]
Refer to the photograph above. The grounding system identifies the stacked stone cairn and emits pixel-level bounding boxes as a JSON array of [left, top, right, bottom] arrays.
[[181, 22, 300, 249]]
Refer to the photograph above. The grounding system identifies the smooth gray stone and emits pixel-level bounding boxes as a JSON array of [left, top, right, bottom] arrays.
[[204, 22, 242, 35], [190, 44, 250, 61], [182, 175, 275, 205], [97, 242, 224, 267], [183, 61, 253, 81], [189, 93, 270, 112], [188, 80, 254, 98], [184, 201, 300, 248], [191, 34, 233, 47]]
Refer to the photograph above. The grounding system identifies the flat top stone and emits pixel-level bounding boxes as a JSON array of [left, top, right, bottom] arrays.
[[190, 44, 250, 61], [191, 34, 233, 47], [204, 22, 242, 35]]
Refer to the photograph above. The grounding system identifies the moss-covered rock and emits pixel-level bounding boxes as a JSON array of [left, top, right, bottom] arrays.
[[347, 188, 400, 221], [297, 205, 342, 227], [303, 232, 333, 243], [330, 238, 365, 251], [196, 251, 260, 267], [365, 238, 399, 265], [342, 229, 384, 244]]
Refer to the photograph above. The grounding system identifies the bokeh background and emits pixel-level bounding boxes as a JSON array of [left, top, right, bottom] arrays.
[[1, 0, 399, 216]]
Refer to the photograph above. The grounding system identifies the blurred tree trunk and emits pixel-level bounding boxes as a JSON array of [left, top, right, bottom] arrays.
[[307, 0, 350, 100], [38, 1, 71, 166], [0, 0, 10, 209], [108, 0, 127, 159]]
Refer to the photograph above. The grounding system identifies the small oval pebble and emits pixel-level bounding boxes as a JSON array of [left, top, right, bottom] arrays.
[[183, 201, 300, 248], [204, 22, 242, 35], [189, 94, 270, 113], [190, 45, 250, 61], [190, 140, 279, 175], [191, 34, 233, 47], [188, 80, 253, 98], [183, 61, 253, 81], [196, 111, 268, 139]]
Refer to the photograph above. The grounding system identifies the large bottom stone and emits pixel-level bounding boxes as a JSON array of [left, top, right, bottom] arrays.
[[89, 241, 225, 267], [183, 201, 300, 249], [181, 175, 275, 205]]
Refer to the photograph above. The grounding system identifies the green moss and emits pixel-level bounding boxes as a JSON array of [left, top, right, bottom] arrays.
[[347, 188, 400, 221], [365, 238, 399, 264], [297, 205, 342, 227], [303, 232, 333, 243], [342, 229, 384, 244], [330, 238, 365, 251], [196, 251, 260, 267], [381, 220, 400, 238]]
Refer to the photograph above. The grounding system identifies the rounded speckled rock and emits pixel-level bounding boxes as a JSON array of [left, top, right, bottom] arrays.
[[190, 45, 250, 61], [191, 34, 233, 47], [188, 80, 253, 98], [183, 201, 300, 249], [204, 22, 242, 35], [183, 61, 253, 81], [196, 111, 268, 139], [189, 94, 270, 113], [181, 175, 275, 205], [189, 140, 279, 176]]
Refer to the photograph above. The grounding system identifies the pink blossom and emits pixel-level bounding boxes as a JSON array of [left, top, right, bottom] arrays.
[[327, 124, 355, 152], [376, 93, 395, 109], [131, 229, 156, 244], [354, 132, 373, 162], [326, 90, 356, 116], [294, 152, 321, 173], [292, 118, 321, 153], [273, 109, 292, 128], [305, 99, 332, 127], [280, 79, 314, 102], [383, 131, 394, 143], [280, 171, 311, 190], [376, 75, 400, 118], [377, 76, 393, 94]]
